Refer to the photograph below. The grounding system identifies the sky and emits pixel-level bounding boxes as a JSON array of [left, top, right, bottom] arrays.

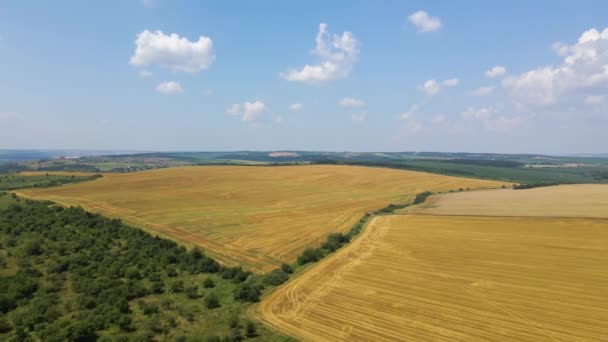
[[1, 1, 607, 154]]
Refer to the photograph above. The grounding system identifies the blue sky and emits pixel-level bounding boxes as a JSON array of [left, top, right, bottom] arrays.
[[1, 1, 607, 154]]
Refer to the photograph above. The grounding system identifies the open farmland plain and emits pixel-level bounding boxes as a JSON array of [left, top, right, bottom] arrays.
[[259, 185, 608, 341], [405, 184, 608, 218], [16, 165, 503, 273]]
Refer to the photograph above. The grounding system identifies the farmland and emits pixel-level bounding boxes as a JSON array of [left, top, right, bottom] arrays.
[[259, 184, 608, 341], [16, 165, 503, 273], [259, 214, 608, 341], [406, 184, 608, 218]]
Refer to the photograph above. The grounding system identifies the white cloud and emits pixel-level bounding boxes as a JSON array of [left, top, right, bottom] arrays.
[[420, 78, 458, 95], [461, 106, 523, 132], [275, 115, 284, 124], [339, 97, 365, 107], [281, 23, 359, 84], [469, 86, 495, 96], [442, 78, 459, 87], [408, 11, 442, 32], [226, 104, 241, 116], [503, 27, 608, 106], [155, 81, 183, 95], [585, 95, 604, 105], [139, 70, 153, 77], [289, 103, 303, 111], [486, 66, 507, 78], [461, 106, 496, 120], [400, 104, 420, 120], [351, 112, 367, 122], [399, 106, 424, 133], [130, 30, 215, 73], [431, 114, 447, 124], [226, 101, 268, 122], [421, 80, 441, 95]]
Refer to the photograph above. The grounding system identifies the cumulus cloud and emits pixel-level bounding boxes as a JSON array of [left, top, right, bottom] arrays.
[[351, 112, 367, 122], [420, 78, 459, 95], [281, 23, 359, 84], [469, 86, 495, 96], [461, 106, 523, 132], [503, 27, 608, 106], [155, 81, 183, 95], [408, 11, 442, 32], [339, 97, 365, 107], [130, 30, 215, 73], [289, 103, 303, 111], [226, 101, 268, 122], [486, 66, 507, 78]]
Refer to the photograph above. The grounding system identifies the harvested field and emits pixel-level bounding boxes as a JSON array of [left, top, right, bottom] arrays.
[[16, 165, 502, 272], [406, 184, 608, 218], [259, 215, 608, 341]]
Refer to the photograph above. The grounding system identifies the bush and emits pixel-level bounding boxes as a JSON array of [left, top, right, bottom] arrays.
[[0, 316, 12, 333], [185, 285, 199, 299], [263, 269, 289, 286], [280, 263, 293, 274], [23, 239, 43, 256], [202, 278, 215, 288], [412, 191, 433, 205], [297, 248, 324, 265], [138, 302, 159, 316], [234, 282, 262, 303], [204, 293, 220, 309], [245, 321, 258, 338], [170, 280, 184, 293]]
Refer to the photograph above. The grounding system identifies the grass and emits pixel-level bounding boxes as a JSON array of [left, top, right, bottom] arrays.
[[259, 215, 608, 341], [16, 165, 505, 273]]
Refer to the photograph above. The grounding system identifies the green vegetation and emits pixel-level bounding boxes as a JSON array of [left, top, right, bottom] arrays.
[[315, 159, 608, 184], [4, 150, 608, 185], [0, 199, 291, 341], [0, 173, 101, 191]]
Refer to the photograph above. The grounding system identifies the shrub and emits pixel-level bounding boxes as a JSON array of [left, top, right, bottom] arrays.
[[245, 321, 258, 338], [263, 269, 289, 286], [234, 282, 262, 303], [185, 285, 199, 299], [297, 248, 324, 265], [202, 278, 215, 288], [280, 263, 293, 274], [170, 280, 184, 293], [204, 293, 220, 309]]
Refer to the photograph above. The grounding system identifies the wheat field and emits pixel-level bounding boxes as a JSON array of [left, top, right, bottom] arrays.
[[406, 184, 608, 218], [259, 214, 608, 341], [16, 165, 503, 272]]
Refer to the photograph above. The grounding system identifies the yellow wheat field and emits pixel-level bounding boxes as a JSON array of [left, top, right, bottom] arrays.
[[259, 214, 608, 341], [16, 165, 503, 272], [406, 184, 608, 218]]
